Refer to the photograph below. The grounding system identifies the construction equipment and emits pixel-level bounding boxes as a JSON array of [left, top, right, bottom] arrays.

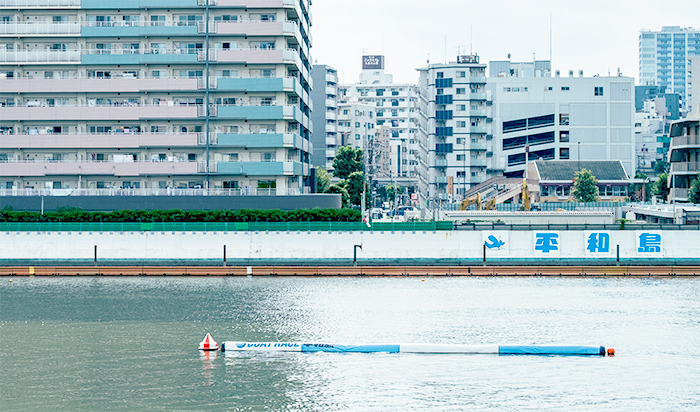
[[520, 179, 531, 211], [458, 193, 481, 210]]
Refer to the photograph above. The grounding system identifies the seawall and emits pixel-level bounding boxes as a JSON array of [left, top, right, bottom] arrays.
[[0, 229, 698, 267]]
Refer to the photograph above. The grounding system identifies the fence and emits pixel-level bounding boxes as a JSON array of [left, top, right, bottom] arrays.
[[0, 220, 455, 232]]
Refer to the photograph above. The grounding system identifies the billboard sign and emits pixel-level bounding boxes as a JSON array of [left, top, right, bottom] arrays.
[[362, 55, 385, 70]]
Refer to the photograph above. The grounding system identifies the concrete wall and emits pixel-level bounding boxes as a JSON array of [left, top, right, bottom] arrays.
[[1, 229, 698, 266], [0, 194, 341, 212]]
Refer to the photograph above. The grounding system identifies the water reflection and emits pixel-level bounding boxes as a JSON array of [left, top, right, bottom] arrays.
[[2, 276, 700, 410]]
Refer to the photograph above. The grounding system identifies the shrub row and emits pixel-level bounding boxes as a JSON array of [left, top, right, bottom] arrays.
[[0, 207, 361, 223]]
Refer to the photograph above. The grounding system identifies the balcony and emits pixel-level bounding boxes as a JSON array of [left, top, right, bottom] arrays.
[[470, 158, 487, 167], [470, 141, 487, 151], [434, 176, 448, 184], [214, 133, 303, 149], [216, 76, 299, 94], [0, 49, 80, 64], [214, 105, 303, 123], [81, 22, 199, 37], [0, 132, 201, 149], [216, 161, 303, 176], [81, 49, 202, 65], [469, 109, 487, 117], [0, 22, 80, 36], [325, 137, 336, 146], [0, 160, 200, 177], [0, 76, 199, 93], [325, 72, 338, 84], [469, 76, 487, 84], [0, 104, 201, 121], [81, 0, 202, 8], [671, 135, 700, 148], [0, 0, 79, 7], [469, 93, 487, 101], [672, 188, 689, 200], [470, 126, 487, 134], [212, 48, 301, 69], [434, 159, 448, 167], [214, 20, 300, 39], [670, 161, 700, 174]]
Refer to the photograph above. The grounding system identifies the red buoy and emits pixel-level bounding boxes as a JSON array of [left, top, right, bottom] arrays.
[[199, 333, 219, 351]]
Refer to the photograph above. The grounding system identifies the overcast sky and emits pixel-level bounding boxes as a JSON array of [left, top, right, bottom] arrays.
[[311, 0, 699, 85]]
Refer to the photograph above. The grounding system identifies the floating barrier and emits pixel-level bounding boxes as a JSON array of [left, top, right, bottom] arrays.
[[218, 341, 611, 356]]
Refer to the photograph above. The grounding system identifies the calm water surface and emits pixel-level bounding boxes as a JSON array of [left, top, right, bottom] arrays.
[[1, 276, 699, 411]]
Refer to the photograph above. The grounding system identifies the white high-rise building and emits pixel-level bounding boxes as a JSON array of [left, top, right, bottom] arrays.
[[339, 55, 428, 202], [639, 26, 700, 110], [417, 54, 490, 201], [0, 0, 313, 195], [487, 74, 636, 178]]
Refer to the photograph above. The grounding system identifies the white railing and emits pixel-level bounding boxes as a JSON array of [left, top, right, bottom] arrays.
[[0, 49, 80, 63], [0, 22, 80, 35], [0, 0, 79, 6], [0, 187, 302, 197]]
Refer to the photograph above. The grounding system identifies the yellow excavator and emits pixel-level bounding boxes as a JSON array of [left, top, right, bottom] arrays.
[[458, 179, 530, 211]]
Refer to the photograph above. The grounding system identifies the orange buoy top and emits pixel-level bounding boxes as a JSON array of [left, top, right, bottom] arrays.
[[607, 348, 615, 356], [199, 333, 219, 351]]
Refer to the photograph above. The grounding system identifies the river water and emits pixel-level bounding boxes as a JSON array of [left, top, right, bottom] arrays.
[[1, 276, 699, 411]]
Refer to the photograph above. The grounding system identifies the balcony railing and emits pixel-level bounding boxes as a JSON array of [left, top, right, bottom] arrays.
[[0, 0, 79, 6], [0, 187, 301, 197], [670, 161, 700, 173], [0, 22, 80, 35], [672, 135, 700, 147], [0, 49, 80, 63]]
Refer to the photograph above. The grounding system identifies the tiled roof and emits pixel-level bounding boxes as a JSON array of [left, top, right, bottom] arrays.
[[534, 160, 629, 181]]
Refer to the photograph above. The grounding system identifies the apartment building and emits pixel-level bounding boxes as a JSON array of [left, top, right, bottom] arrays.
[[417, 54, 490, 201], [668, 116, 700, 202], [0, 0, 313, 195], [639, 26, 700, 110], [310, 63, 337, 171], [488, 74, 636, 179], [338, 55, 428, 201]]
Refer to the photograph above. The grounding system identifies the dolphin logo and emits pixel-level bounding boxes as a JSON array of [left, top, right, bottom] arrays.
[[484, 235, 505, 249], [236, 342, 247, 349]]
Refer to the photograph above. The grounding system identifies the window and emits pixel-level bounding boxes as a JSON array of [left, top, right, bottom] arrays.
[[228, 153, 238, 162], [436, 72, 444, 79], [456, 154, 465, 161], [457, 71, 466, 78], [561, 86, 570, 91], [594, 86, 604, 96], [559, 148, 570, 160], [559, 131, 570, 142], [559, 114, 570, 126]]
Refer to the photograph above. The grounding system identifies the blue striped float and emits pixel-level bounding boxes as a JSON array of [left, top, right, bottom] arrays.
[[220, 342, 608, 356]]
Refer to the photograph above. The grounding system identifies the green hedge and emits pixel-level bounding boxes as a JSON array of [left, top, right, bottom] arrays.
[[0, 208, 361, 223]]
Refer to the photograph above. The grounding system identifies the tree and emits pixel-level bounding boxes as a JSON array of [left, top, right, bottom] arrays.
[[332, 146, 363, 180], [654, 159, 669, 175], [345, 171, 369, 207], [326, 184, 349, 208], [572, 169, 599, 202], [385, 183, 402, 206], [688, 172, 700, 204], [315, 167, 331, 193], [653, 172, 670, 203]]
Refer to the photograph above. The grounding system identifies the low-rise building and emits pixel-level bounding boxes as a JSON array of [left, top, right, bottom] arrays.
[[527, 159, 631, 202]]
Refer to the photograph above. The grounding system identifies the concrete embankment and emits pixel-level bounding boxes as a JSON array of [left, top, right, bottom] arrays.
[[0, 229, 699, 268]]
